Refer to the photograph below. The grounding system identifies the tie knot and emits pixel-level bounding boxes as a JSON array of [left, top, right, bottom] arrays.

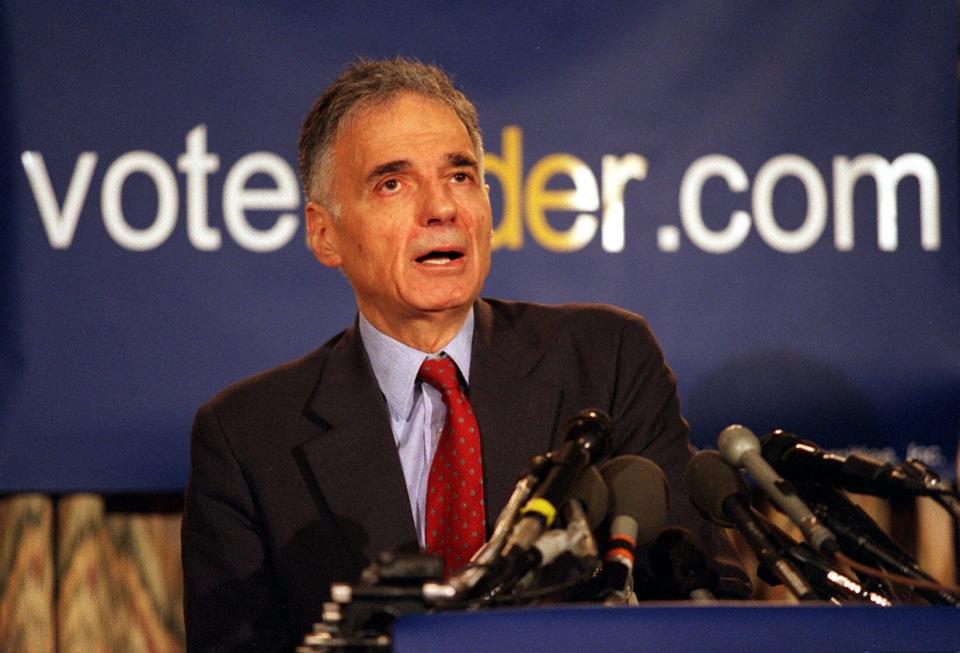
[[418, 356, 460, 392]]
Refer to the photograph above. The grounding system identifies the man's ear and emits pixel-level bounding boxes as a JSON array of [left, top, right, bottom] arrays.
[[305, 201, 342, 268]]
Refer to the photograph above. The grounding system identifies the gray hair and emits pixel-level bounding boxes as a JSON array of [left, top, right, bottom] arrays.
[[297, 56, 484, 214]]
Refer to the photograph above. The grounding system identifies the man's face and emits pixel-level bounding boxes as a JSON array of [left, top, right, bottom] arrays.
[[307, 92, 492, 335]]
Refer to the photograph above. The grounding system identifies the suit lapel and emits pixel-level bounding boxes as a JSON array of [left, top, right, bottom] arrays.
[[298, 325, 418, 567], [470, 300, 564, 531], [295, 300, 564, 560]]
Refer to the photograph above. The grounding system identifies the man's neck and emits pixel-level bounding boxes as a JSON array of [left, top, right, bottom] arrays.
[[357, 305, 472, 354]]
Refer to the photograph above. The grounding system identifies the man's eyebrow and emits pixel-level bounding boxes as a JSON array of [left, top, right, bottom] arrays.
[[366, 154, 477, 181], [448, 152, 479, 169], [367, 159, 411, 181]]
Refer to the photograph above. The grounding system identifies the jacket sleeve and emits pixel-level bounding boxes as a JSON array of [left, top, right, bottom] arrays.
[[181, 402, 293, 651]]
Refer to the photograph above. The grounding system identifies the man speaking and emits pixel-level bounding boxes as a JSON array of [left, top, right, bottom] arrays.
[[182, 57, 747, 651]]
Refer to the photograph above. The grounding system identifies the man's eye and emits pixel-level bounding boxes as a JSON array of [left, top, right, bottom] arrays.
[[380, 179, 401, 192], [452, 172, 472, 183]]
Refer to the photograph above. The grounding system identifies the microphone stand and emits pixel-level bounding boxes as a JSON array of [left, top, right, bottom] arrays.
[[760, 514, 894, 606], [796, 481, 959, 607], [439, 460, 547, 600], [727, 501, 820, 601]]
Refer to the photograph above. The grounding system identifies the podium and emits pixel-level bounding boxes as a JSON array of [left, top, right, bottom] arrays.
[[392, 604, 960, 653]]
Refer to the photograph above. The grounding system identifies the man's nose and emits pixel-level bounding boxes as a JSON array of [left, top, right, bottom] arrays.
[[420, 179, 457, 226]]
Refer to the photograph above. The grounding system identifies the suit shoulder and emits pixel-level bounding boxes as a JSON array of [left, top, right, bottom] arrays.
[[482, 297, 653, 338], [199, 329, 347, 418]]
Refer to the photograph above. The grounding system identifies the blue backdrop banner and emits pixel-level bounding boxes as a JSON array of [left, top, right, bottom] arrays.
[[2, 1, 957, 490]]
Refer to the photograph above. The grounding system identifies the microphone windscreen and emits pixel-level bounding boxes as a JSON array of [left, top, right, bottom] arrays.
[[563, 408, 613, 463], [599, 455, 669, 545], [684, 450, 749, 527], [759, 429, 800, 464], [567, 465, 609, 531], [649, 526, 719, 599]]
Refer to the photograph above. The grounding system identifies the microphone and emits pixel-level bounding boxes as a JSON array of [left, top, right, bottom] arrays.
[[596, 455, 669, 601], [760, 433, 959, 605], [568, 464, 611, 532], [903, 459, 960, 522], [517, 466, 609, 578], [456, 409, 612, 599], [761, 430, 952, 498], [685, 450, 819, 601], [718, 425, 837, 556], [648, 527, 719, 601], [423, 465, 607, 605], [759, 517, 895, 606], [441, 454, 551, 599], [506, 469, 611, 601], [480, 468, 609, 600], [500, 409, 612, 558], [790, 480, 959, 607]]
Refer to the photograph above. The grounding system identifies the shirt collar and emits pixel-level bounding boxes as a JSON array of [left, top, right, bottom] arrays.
[[359, 309, 475, 421]]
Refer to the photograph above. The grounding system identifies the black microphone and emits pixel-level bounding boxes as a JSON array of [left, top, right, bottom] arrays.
[[523, 466, 609, 574], [762, 432, 953, 597], [790, 481, 959, 607], [760, 430, 950, 498], [596, 455, 669, 602], [649, 527, 719, 601], [501, 409, 611, 554], [758, 517, 894, 606], [685, 450, 819, 601], [429, 465, 609, 605], [508, 470, 610, 601], [468, 409, 612, 598], [440, 453, 555, 599]]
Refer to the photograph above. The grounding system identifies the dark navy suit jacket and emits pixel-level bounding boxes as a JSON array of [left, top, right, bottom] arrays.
[[182, 299, 749, 651]]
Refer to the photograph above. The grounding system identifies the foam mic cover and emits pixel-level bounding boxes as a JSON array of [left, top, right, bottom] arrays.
[[649, 526, 719, 600], [567, 465, 610, 531], [590, 455, 668, 600], [686, 450, 821, 601], [599, 455, 669, 545], [684, 449, 749, 527]]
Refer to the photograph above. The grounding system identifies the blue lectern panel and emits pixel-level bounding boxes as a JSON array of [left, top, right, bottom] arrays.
[[392, 605, 960, 653]]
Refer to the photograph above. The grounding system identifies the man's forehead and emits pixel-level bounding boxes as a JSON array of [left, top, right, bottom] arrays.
[[335, 93, 475, 166], [345, 93, 463, 135]]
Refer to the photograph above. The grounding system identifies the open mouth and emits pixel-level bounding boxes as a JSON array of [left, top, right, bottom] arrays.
[[415, 250, 465, 265]]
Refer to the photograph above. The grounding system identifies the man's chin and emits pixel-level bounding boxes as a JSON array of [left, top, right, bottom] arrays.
[[408, 294, 479, 317]]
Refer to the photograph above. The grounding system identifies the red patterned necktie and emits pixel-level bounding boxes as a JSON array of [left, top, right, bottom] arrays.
[[418, 356, 486, 575]]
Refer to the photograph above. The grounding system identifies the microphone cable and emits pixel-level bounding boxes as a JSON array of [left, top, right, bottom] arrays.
[[480, 564, 601, 607], [834, 551, 960, 599], [752, 510, 894, 606]]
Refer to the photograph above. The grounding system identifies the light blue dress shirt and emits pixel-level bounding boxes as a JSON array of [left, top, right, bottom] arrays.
[[358, 310, 475, 548]]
